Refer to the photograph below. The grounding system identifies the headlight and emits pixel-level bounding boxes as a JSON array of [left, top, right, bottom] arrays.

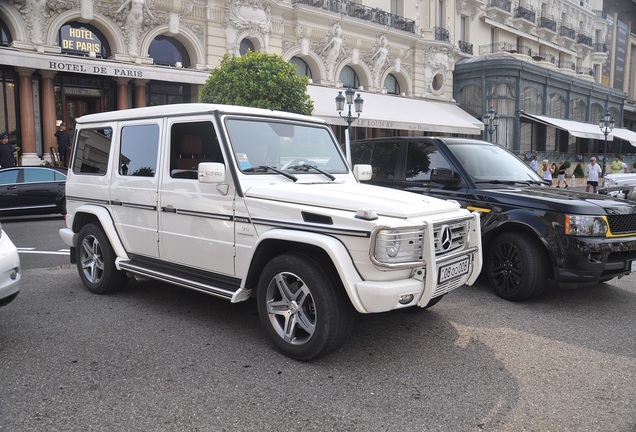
[[371, 227, 424, 267], [605, 178, 617, 187], [564, 215, 608, 236]]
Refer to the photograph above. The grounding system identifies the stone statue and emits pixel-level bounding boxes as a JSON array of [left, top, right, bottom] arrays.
[[321, 23, 346, 81], [117, 0, 155, 57], [370, 34, 389, 88]]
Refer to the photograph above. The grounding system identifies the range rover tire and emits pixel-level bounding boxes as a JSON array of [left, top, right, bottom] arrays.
[[76, 223, 128, 294], [257, 253, 354, 361], [486, 232, 547, 301]]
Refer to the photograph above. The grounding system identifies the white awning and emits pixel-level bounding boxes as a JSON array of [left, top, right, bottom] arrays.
[[610, 128, 636, 146], [520, 111, 613, 141], [307, 85, 484, 135]]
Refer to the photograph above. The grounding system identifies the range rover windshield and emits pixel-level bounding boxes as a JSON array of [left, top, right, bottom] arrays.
[[447, 141, 546, 186], [225, 118, 349, 175]]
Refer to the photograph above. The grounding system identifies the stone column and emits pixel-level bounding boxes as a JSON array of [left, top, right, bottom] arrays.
[[40, 71, 57, 164], [117, 78, 130, 110], [134, 79, 148, 108], [17, 68, 39, 166]]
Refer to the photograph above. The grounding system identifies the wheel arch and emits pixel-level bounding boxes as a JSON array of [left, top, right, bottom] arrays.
[[245, 231, 366, 312], [70, 205, 129, 261]]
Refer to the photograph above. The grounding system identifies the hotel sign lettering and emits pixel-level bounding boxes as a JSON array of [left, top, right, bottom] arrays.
[[48, 61, 144, 78], [60, 27, 101, 53]]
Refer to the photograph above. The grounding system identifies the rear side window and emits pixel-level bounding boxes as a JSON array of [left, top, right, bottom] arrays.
[[23, 168, 55, 183], [72, 128, 112, 175], [351, 142, 400, 180], [119, 124, 160, 177], [0, 169, 18, 185], [405, 142, 452, 182]]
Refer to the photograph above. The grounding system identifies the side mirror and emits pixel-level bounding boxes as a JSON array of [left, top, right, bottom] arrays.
[[198, 162, 226, 184], [430, 167, 460, 184], [353, 164, 372, 181]]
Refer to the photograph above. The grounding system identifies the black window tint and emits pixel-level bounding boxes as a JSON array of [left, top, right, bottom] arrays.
[[405, 142, 451, 182], [351, 142, 399, 180], [0, 169, 18, 185], [23, 168, 55, 183], [119, 125, 160, 177], [73, 128, 112, 175]]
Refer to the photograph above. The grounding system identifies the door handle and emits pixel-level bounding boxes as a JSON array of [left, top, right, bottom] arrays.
[[161, 205, 177, 213]]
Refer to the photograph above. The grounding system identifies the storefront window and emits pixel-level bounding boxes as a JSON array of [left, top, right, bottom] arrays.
[[547, 93, 566, 118], [149, 36, 190, 67], [57, 22, 110, 58], [570, 98, 586, 122], [456, 84, 482, 117], [147, 81, 190, 106], [520, 86, 542, 114]]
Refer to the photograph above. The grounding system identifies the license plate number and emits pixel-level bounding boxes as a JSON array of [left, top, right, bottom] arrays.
[[631, 260, 636, 273], [439, 258, 470, 283]]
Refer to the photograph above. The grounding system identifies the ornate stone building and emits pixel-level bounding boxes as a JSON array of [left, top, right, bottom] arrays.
[[0, 0, 631, 166]]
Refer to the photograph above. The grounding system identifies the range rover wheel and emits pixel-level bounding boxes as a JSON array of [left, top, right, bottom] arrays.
[[76, 224, 128, 294], [487, 232, 547, 301], [257, 253, 354, 361]]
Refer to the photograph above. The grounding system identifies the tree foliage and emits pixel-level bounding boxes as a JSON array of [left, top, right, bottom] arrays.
[[200, 52, 314, 116]]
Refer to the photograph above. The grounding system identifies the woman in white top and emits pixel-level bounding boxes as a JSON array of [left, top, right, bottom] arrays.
[[542, 159, 554, 185]]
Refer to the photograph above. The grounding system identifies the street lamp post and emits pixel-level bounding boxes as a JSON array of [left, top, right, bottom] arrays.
[[599, 110, 615, 176], [335, 87, 363, 164], [482, 106, 499, 142]]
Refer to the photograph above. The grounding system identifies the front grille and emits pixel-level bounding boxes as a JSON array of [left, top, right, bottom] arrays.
[[433, 220, 468, 258], [607, 214, 636, 235]]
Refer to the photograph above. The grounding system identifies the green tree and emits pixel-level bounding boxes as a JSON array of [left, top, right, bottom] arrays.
[[200, 52, 314, 115]]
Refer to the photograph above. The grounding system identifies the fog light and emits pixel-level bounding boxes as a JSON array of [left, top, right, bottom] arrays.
[[10, 268, 18, 280], [399, 294, 414, 304]]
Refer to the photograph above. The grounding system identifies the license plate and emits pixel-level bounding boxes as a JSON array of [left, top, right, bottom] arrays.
[[631, 260, 636, 273], [439, 258, 470, 283]]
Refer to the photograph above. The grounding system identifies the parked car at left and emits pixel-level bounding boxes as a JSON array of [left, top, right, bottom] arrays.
[[0, 166, 67, 216], [0, 222, 20, 307]]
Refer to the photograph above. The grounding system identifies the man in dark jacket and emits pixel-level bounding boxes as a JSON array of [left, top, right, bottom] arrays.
[[0, 134, 15, 168], [54, 122, 71, 166]]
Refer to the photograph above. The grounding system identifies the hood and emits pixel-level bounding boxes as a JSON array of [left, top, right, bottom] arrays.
[[244, 181, 460, 219], [483, 186, 636, 215]]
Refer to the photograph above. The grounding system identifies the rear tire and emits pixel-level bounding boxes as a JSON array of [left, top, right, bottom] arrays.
[[486, 232, 547, 301], [257, 253, 354, 360], [76, 223, 128, 294]]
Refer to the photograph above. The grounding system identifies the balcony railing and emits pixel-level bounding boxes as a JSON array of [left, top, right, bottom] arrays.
[[459, 40, 473, 55], [435, 27, 450, 42], [577, 67, 594, 77], [539, 52, 556, 64], [292, 0, 415, 33], [559, 25, 576, 40], [593, 43, 608, 53], [514, 6, 535, 22], [576, 34, 592, 47], [538, 17, 557, 32], [592, 9, 607, 19], [488, 0, 511, 12], [557, 60, 576, 71]]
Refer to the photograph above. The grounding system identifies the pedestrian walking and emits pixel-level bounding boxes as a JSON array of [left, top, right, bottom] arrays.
[[586, 157, 602, 193], [0, 134, 15, 168], [542, 159, 554, 185], [556, 160, 568, 188], [54, 122, 70, 167], [530, 155, 539, 173]]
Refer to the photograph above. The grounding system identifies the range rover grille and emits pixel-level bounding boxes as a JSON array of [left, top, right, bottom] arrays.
[[433, 220, 468, 258], [607, 214, 636, 235]]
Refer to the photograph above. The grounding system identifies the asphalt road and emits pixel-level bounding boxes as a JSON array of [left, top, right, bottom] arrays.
[[1, 218, 635, 431]]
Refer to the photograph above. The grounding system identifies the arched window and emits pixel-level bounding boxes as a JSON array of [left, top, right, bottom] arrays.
[[456, 84, 483, 117], [0, 19, 11, 46], [590, 103, 604, 125], [339, 66, 360, 89], [290, 57, 313, 79], [57, 22, 110, 58], [519, 86, 543, 115], [383, 74, 400, 95], [239, 39, 255, 55], [149, 36, 190, 67], [570, 98, 586, 122], [547, 93, 566, 118]]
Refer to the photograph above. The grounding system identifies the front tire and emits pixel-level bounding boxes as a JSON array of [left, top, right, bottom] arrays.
[[486, 232, 547, 301], [76, 223, 128, 294], [257, 253, 354, 360]]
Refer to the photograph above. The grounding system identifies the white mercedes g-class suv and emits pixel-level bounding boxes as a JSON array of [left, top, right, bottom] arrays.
[[60, 103, 482, 360]]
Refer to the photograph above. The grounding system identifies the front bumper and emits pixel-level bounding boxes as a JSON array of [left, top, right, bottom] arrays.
[[0, 232, 21, 307], [555, 235, 636, 286]]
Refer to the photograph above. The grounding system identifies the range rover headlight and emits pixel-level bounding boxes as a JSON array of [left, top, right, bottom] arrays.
[[564, 215, 608, 237], [372, 227, 424, 267]]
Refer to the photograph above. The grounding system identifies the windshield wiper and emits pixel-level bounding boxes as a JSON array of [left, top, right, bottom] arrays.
[[474, 180, 543, 186], [286, 164, 336, 181], [244, 165, 297, 182]]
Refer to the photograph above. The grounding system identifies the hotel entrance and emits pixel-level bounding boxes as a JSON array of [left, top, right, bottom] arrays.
[[55, 74, 114, 131], [63, 94, 101, 131]]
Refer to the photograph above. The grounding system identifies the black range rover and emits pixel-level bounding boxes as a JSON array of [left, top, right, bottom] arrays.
[[351, 137, 636, 301]]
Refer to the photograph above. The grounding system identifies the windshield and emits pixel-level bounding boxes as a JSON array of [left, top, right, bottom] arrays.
[[446, 142, 545, 184], [225, 118, 349, 175]]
